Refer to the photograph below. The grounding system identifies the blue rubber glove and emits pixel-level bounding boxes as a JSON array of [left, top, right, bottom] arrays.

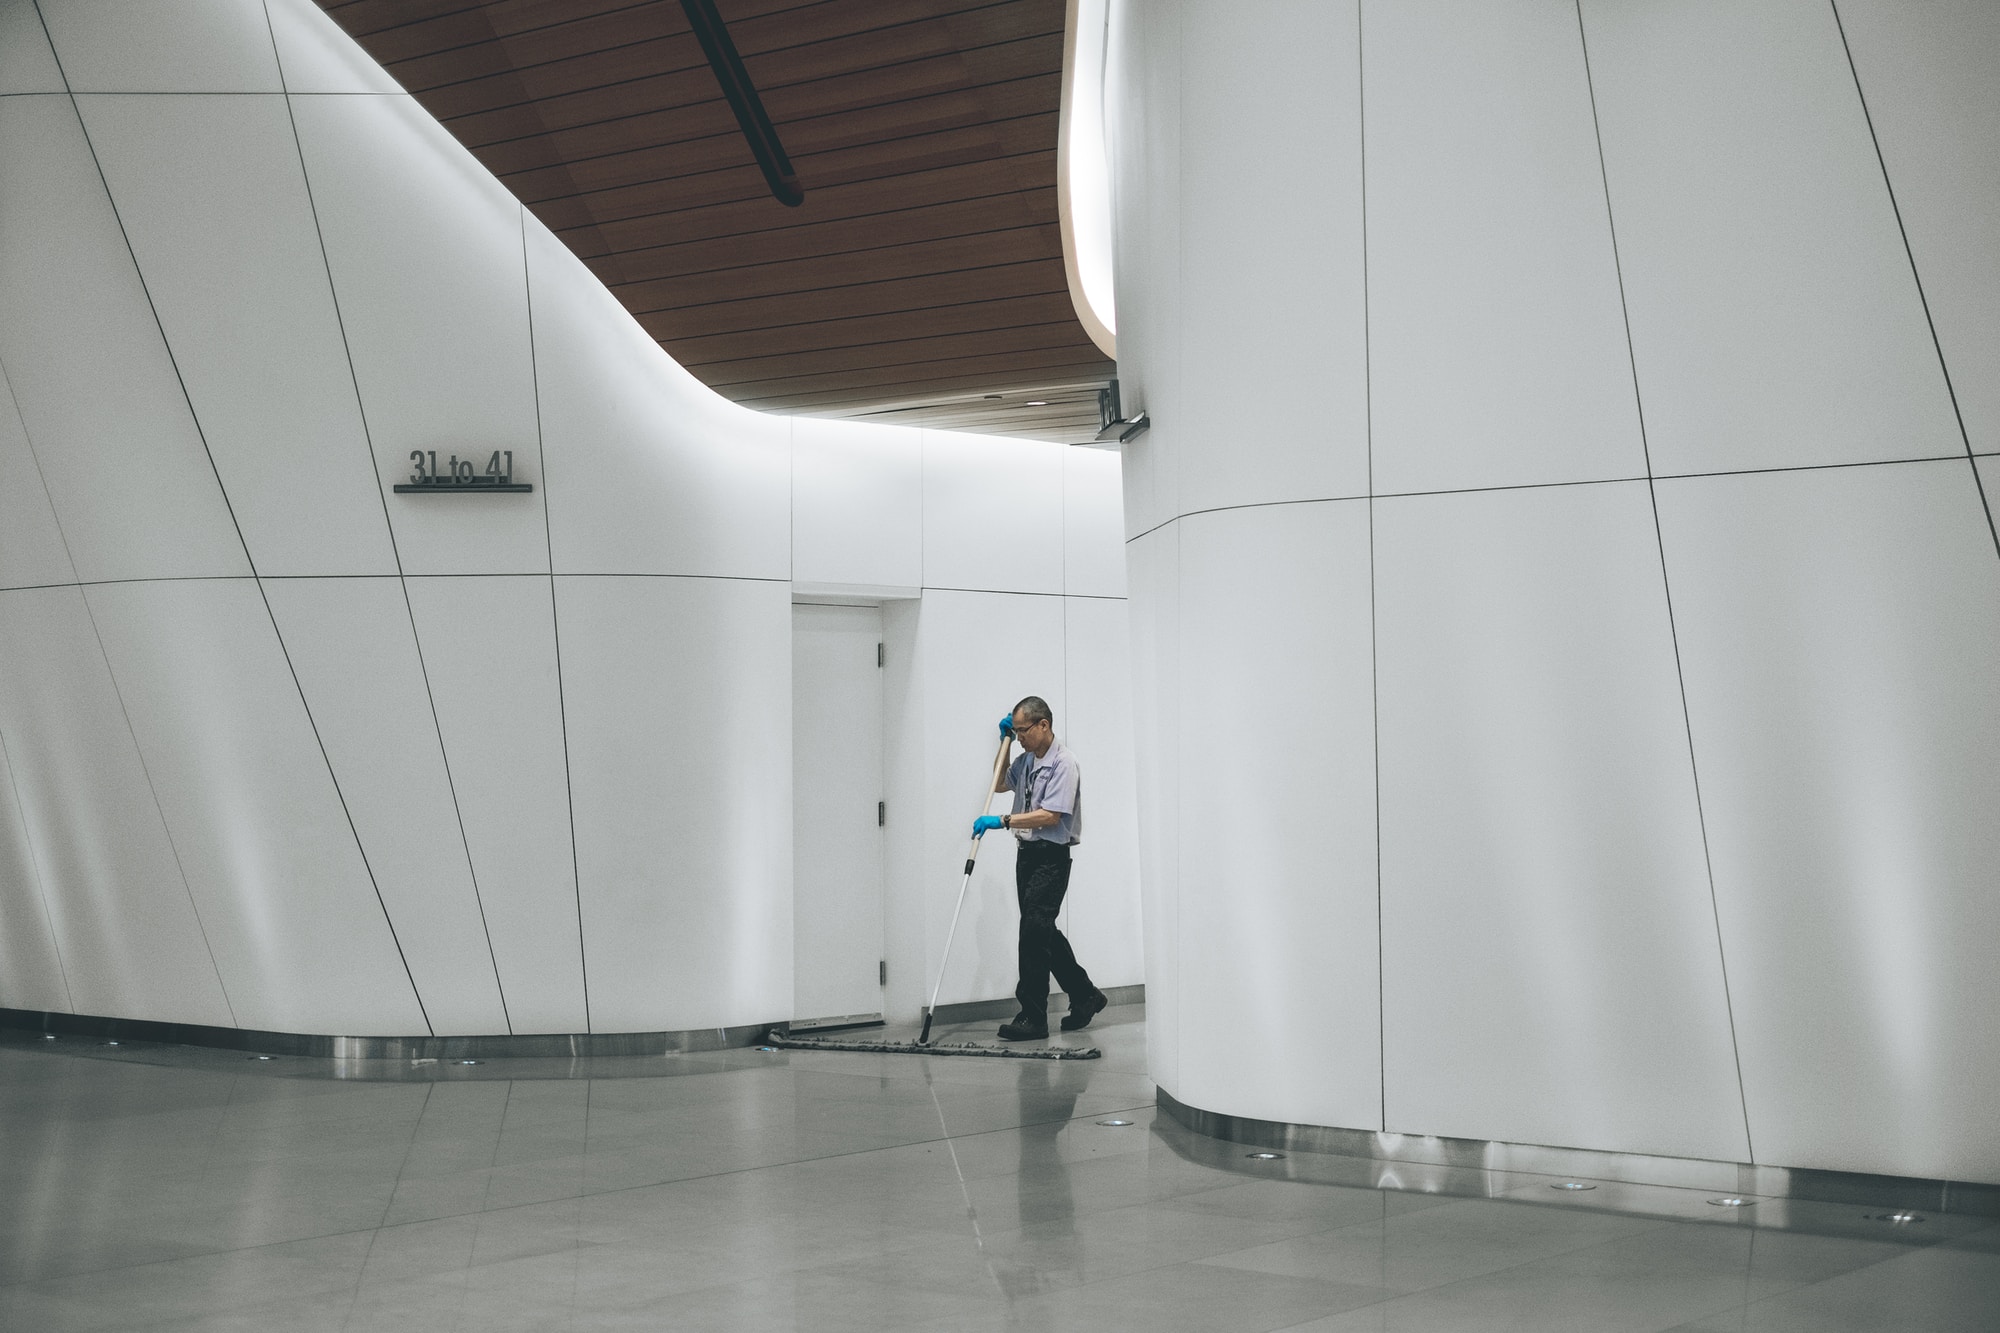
[[998, 714, 1015, 738], [973, 815, 1005, 837]]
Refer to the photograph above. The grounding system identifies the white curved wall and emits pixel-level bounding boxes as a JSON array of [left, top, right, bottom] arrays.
[[0, 0, 1140, 1037], [1112, 0, 2000, 1183]]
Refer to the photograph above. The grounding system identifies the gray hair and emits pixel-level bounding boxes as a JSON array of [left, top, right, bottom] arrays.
[[1012, 696, 1053, 729]]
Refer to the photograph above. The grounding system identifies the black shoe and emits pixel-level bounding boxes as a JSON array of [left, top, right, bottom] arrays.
[[1061, 990, 1108, 1031], [997, 1015, 1048, 1041]]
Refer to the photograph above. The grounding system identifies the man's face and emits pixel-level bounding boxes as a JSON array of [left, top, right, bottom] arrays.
[[1012, 711, 1050, 752]]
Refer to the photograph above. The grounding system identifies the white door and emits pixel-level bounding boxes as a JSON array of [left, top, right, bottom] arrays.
[[792, 603, 886, 1025]]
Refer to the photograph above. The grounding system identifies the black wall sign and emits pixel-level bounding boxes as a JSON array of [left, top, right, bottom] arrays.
[[394, 450, 533, 493]]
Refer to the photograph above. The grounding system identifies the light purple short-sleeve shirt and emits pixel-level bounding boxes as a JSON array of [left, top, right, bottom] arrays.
[[1008, 738, 1082, 845]]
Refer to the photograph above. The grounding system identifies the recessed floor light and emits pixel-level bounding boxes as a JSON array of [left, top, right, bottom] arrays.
[[1867, 1212, 1925, 1225], [1096, 1119, 1133, 1127], [249, 1055, 274, 1061], [459, 1059, 481, 1066], [1026, 400, 1048, 406], [1708, 1197, 1754, 1207], [1246, 1151, 1285, 1160], [42, 1034, 55, 1040], [1553, 1182, 1597, 1191], [104, 1040, 120, 1046]]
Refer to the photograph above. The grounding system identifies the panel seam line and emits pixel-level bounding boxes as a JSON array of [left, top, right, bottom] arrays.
[[1357, 0, 1386, 1134], [32, 3, 249, 1027], [0, 355, 80, 1014], [0, 727, 75, 1012], [523, 206, 594, 1033], [267, 0, 512, 1033], [53, 7, 429, 1034], [1827, 0, 1999, 564], [1576, 0, 1753, 1159]]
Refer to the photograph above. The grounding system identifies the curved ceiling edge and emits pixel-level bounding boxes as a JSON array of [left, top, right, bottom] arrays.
[[1057, 0, 1115, 360], [314, 0, 1117, 443]]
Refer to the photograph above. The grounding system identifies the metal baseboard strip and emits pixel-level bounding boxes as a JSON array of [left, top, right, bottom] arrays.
[[0, 1007, 778, 1060], [1155, 1087, 2000, 1219], [929, 982, 1143, 1027]]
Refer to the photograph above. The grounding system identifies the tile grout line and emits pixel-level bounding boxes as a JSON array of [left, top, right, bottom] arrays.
[[339, 1080, 435, 1323], [0, 1081, 1163, 1290]]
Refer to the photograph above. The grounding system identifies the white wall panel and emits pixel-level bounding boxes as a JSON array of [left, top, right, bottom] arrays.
[[529, 223, 790, 580], [289, 96, 548, 576], [791, 416, 921, 590], [0, 362, 74, 591], [1376, 482, 1747, 1160], [79, 94, 396, 577], [1060, 595, 1141, 989], [266, 0, 403, 94], [1837, 0, 2000, 457], [39, 0, 280, 93], [0, 0, 63, 93], [921, 431, 1064, 594], [557, 575, 792, 1031], [83, 579, 428, 1035], [1176, 0, 1367, 510], [0, 587, 233, 1026], [877, 597, 927, 1021], [1123, 522, 1180, 1089], [1106, 0, 1181, 539], [1063, 446, 1126, 597], [404, 576, 585, 1034], [1176, 501, 1379, 1130], [1581, 0, 1958, 475], [261, 578, 508, 1035], [1364, 0, 1646, 494], [909, 590, 1066, 1011], [1658, 462, 2000, 1182], [0, 96, 248, 583], [0, 729, 71, 1013]]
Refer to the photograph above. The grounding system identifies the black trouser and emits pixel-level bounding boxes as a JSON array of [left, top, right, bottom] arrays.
[[1014, 839, 1096, 1025]]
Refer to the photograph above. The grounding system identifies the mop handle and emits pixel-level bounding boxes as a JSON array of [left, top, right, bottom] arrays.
[[925, 733, 1015, 1019]]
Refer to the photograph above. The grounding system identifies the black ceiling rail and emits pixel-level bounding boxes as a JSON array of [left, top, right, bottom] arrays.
[[679, 0, 804, 207]]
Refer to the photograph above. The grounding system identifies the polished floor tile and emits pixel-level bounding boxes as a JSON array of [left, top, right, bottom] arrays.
[[2, 1010, 1996, 1332]]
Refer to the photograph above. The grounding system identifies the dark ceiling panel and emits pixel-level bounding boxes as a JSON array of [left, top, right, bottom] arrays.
[[652, 290, 1076, 363], [567, 151, 1055, 254], [316, 0, 1112, 441]]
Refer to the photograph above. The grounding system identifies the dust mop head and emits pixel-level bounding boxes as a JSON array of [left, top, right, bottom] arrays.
[[763, 1031, 1100, 1060]]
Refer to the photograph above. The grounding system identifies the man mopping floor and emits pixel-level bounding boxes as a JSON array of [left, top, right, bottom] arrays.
[[766, 696, 1106, 1059], [976, 696, 1109, 1041]]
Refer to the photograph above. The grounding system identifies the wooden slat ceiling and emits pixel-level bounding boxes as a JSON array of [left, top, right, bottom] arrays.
[[316, 0, 1116, 442]]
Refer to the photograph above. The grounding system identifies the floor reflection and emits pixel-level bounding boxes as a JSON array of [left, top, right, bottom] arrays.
[[1, 1008, 1996, 1332]]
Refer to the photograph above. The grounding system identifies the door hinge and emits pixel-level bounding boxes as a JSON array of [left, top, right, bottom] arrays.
[[877, 800, 885, 827], [877, 642, 884, 667], [879, 959, 887, 986]]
